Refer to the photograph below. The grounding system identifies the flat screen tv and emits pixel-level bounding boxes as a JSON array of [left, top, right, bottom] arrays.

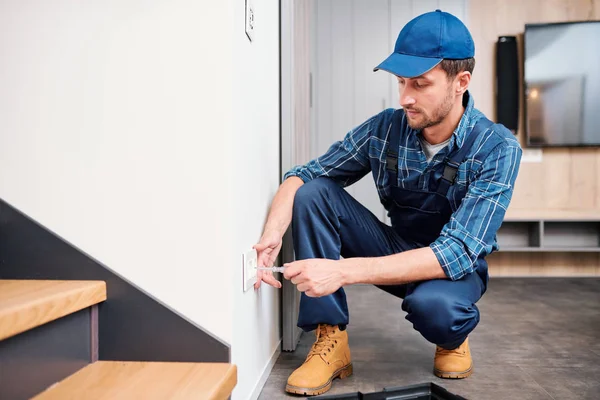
[[524, 21, 600, 147]]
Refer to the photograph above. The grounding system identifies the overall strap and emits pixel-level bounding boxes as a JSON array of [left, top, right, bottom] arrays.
[[437, 117, 494, 196], [385, 110, 404, 186]]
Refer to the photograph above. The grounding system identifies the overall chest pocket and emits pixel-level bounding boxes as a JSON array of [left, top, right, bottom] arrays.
[[389, 186, 453, 246], [391, 187, 446, 213]]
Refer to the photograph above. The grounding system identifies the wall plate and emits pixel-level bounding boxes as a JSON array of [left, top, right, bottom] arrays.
[[242, 249, 258, 291], [245, 0, 255, 42], [521, 148, 543, 163]]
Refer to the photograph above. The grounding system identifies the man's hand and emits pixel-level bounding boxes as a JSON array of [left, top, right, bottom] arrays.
[[253, 230, 283, 290], [283, 259, 344, 297]]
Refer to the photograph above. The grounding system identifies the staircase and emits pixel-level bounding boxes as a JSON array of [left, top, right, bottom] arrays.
[[0, 279, 237, 399]]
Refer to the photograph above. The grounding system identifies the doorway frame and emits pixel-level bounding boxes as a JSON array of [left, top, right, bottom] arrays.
[[279, 0, 305, 352]]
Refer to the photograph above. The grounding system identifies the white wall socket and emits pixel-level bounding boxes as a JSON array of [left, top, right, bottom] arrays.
[[245, 0, 254, 42], [242, 249, 258, 292]]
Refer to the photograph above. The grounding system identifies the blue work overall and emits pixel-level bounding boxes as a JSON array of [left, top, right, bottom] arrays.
[[291, 111, 494, 349]]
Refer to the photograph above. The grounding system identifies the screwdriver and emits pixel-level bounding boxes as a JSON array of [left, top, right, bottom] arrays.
[[256, 266, 287, 273]]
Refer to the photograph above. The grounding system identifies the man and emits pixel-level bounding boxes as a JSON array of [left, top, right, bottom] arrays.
[[254, 9, 522, 396]]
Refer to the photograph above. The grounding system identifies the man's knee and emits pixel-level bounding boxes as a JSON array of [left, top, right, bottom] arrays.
[[403, 290, 479, 348], [293, 177, 340, 212]]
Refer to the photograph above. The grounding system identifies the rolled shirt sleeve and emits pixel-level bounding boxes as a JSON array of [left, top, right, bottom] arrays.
[[430, 140, 523, 280]]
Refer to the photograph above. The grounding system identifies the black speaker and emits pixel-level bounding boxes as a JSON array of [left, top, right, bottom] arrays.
[[495, 36, 519, 134]]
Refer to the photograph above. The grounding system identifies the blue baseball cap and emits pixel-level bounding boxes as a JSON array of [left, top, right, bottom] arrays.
[[374, 9, 475, 78]]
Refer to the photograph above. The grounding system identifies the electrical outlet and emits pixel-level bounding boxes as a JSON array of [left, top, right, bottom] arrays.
[[245, 0, 254, 42], [242, 249, 258, 292]]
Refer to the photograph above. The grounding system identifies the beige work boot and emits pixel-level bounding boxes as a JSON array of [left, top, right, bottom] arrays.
[[434, 337, 473, 379], [285, 324, 353, 396]]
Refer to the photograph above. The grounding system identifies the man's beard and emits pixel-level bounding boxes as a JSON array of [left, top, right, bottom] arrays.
[[405, 88, 455, 131]]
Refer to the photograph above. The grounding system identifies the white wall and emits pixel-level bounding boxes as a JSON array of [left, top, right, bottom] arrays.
[[0, 0, 234, 343], [2, 0, 284, 397], [230, 0, 282, 398]]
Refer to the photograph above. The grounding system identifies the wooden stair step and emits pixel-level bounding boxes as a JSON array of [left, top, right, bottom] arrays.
[[32, 361, 237, 400], [0, 279, 106, 341]]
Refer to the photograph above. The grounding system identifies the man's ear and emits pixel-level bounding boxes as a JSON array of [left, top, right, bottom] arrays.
[[455, 71, 471, 95]]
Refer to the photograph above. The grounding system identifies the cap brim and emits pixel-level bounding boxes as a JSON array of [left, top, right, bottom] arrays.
[[373, 53, 442, 78]]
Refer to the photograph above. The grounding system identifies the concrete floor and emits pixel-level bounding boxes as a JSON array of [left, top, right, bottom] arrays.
[[259, 278, 600, 399]]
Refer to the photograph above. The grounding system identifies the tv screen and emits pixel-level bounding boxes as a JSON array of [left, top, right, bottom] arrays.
[[524, 21, 600, 147]]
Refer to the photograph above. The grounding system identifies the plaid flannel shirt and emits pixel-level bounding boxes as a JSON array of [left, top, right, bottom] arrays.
[[284, 92, 522, 280]]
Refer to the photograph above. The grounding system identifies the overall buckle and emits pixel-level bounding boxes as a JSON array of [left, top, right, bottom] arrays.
[[442, 160, 460, 183], [386, 154, 398, 172]]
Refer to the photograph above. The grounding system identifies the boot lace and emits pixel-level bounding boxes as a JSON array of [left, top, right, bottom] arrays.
[[308, 325, 338, 360]]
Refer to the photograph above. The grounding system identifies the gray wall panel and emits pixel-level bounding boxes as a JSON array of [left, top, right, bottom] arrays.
[[0, 309, 90, 400]]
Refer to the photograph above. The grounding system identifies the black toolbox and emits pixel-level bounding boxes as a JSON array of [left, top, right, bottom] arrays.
[[315, 382, 467, 399]]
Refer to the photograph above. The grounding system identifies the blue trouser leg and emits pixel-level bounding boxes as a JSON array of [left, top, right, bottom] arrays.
[[292, 177, 486, 349], [401, 271, 485, 349], [292, 177, 416, 331]]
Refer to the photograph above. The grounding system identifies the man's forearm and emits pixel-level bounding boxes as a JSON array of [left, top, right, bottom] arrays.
[[263, 176, 305, 236], [341, 247, 447, 285]]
